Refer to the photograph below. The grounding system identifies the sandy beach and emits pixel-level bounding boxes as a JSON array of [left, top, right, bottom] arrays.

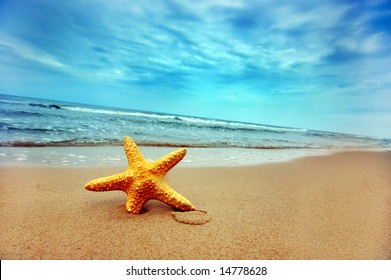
[[1, 150, 390, 260]]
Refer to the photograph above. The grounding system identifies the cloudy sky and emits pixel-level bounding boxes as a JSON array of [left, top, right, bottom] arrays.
[[0, 0, 390, 138]]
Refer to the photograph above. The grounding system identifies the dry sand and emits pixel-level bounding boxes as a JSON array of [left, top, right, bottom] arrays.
[[0, 150, 390, 260]]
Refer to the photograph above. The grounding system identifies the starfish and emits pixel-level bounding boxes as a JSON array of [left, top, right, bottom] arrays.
[[85, 136, 195, 214]]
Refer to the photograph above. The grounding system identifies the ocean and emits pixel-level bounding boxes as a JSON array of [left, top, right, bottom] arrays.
[[0, 93, 390, 166]]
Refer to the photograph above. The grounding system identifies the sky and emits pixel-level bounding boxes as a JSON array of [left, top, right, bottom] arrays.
[[0, 0, 390, 138]]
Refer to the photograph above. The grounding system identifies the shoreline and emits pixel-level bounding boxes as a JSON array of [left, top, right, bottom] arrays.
[[1, 145, 389, 167], [1, 150, 390, 259]]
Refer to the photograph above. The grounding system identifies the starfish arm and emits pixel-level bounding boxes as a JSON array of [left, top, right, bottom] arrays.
[[124, 136, 145, 168], [154, 182, 194, 212], [151, 148, 186, 175], [85, 172, 132, 192], [125, 191, 149, 214]]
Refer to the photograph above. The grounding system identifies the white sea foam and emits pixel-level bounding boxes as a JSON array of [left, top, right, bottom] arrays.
[[0, 146, 336, 167], [64, 105, 307, 134], [63, 106, 176, 120]]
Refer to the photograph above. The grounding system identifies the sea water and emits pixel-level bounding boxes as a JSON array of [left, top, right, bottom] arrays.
[[0, 94, 389, 166]]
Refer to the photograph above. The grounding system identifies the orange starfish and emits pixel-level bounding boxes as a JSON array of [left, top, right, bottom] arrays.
[[85, 136, 194, 214]]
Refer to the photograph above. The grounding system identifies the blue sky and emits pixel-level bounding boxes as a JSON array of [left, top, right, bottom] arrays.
[[0, 0, 390, 138]]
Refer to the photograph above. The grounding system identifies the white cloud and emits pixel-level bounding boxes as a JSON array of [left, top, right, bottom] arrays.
[[337, 32, 385, 54], [0, 33, 67, 69], [360, 33, 384, 53]]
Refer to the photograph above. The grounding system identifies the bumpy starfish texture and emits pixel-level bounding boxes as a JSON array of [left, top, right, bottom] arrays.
[[85, 136, 194, 214]]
